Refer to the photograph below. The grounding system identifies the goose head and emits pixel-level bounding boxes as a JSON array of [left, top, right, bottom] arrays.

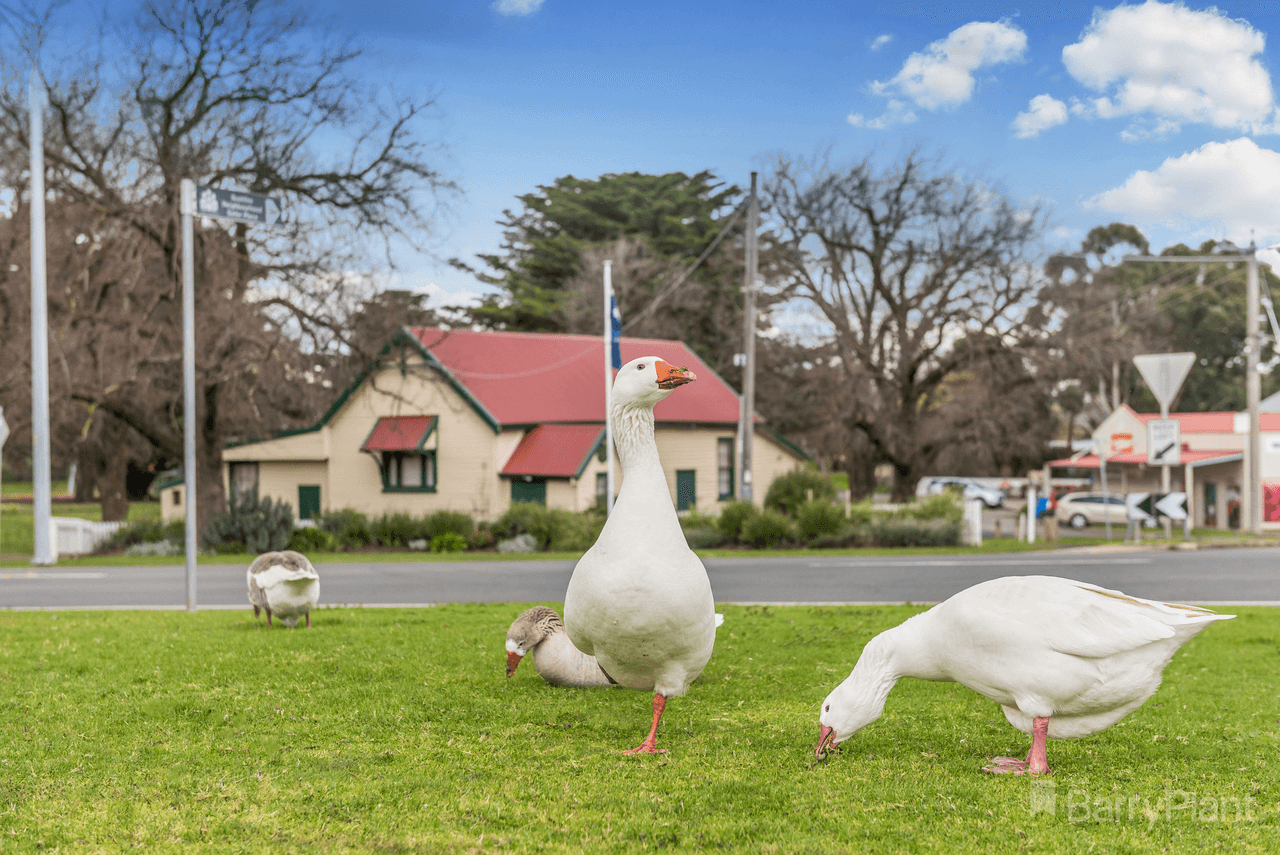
[[815, 647, 895, 759], [505, 606, 563, 677], [612, 357, 696, 410]]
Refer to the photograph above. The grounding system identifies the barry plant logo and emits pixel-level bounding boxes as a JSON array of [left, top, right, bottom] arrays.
[[1028, 779, 1257, 827]]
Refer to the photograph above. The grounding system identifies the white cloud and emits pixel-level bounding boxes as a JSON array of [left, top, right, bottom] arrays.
[[871, 34, 893, 51], [1012, 94, 1069, 138], [872, 21, 1027, 111], [848, 99, 917, 130], [1086, 138, 1280, 244], [1062, 1, 1276, 135], [493, 0, 544, 16]]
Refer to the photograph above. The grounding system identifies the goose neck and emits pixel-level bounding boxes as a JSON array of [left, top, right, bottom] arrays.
[[611, 404, 662, 473]]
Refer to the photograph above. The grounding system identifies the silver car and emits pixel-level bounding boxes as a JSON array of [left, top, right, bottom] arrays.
[[916, 476, 1005, 509], [1055, 492, 1128, 529]]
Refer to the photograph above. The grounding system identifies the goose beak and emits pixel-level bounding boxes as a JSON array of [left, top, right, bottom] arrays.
[[656, 361, 696, 390], [506, 651, 523, 677], [816, 724, 837, 759]]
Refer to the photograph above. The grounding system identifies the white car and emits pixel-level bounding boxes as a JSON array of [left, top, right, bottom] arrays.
[[1054, 492, 1129, 529], [916, 476, 1005, 509]]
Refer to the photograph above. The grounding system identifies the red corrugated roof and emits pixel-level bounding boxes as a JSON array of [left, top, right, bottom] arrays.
[[361, 416, 437, 452], [412, 328, 744, 425], [501, 424, 605, 478], [1123, 407, 1280, 433], [1048, 450, 1243, 469]]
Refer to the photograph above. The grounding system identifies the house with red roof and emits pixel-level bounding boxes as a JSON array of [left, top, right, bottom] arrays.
[[1045, 403, 1280, 529], [197, 327, 806, 523]]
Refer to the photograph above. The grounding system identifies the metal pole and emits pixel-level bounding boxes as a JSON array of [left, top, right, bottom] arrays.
[[181, 179, 197, 611], [29, 71, 55, 566], [603, 260, 615, 515], [1246, 245, 1262, 535], [739, 172, 758, 502]]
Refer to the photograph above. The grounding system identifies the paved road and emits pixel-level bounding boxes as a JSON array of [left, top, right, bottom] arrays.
[[3, 546, 1278, 610]]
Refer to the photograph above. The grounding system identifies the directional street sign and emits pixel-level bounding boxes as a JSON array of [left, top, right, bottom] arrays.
[[195, 185, 281, 225], [1126, 492, 1153, 521], [1155, 492, 1188, 520], [1147, 418, 1181, 466]]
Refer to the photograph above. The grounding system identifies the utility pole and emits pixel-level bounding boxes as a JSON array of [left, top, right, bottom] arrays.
[[1125, 244, 1263, 535], [739, 172, 758, 502]]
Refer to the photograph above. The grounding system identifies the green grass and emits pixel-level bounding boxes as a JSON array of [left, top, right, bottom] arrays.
[[0, 603, 1274, 852]]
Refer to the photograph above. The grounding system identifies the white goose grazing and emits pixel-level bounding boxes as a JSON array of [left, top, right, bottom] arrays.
[[247, 550, 320, 628], [505, 606, 614, 687], [816, 575, 1233, 775], [563, 356, 718, 754]]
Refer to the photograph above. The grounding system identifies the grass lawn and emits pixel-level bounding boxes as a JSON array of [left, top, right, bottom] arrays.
[[0, 603, 1274, 852]]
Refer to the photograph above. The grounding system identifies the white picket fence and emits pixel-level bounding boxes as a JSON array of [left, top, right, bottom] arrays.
[[51, 517, 124, 556]]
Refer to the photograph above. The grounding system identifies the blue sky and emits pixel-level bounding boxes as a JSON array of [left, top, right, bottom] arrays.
[[40, 0, 1280, 308]]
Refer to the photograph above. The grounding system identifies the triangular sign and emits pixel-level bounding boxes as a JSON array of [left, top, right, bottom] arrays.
[[1132, 352, 1196, 414]]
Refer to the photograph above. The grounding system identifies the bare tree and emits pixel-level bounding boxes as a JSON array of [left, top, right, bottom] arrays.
[[763, 151, 1048, 500], [0, 0, 456, 530]]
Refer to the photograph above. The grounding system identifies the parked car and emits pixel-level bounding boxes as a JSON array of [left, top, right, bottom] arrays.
[[915, 476, 1005, 509], [1055, 492, 1128, 529]]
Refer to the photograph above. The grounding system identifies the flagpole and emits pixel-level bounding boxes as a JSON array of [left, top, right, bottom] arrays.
[[29, 70, 55, 565], [603, 261, 616, 514]]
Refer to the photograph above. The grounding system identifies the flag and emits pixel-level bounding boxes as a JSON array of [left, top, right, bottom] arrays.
[[610, 295, 622, 370]]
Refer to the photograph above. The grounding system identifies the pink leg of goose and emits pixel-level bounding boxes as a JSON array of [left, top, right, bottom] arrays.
[[983, 717, 1052, 775], [622, 694, 668, 755]]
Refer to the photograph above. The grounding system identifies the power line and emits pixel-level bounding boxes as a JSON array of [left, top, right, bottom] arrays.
[[622, 200, 747, 332]]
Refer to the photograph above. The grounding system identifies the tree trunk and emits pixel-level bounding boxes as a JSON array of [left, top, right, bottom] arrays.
[[196, 382, 226, 542], [99, 418, 131, 522], [845, 433, 878, 501]]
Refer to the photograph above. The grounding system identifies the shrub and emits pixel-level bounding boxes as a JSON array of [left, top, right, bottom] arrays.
[[370, 512, 419, 548], [740, 508, 796, 548], [318, 509, 371, 550], [289, 525, 336, 553], [423, 510, 473, 540], [99, 519, 184, 551], [430, 532, 469, 553], [902, 492, 963, 524], [717, 500, 759, 542], [202, 489, 293, 554], [796, 499, 846, 541], [494, 503, 604, 552], [870, 520, 961, 547], [765, 469, 837, 516], [683, 528, 727, 550], [847, 499, 875, 527]]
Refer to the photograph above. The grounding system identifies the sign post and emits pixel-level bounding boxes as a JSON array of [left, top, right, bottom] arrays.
[[1133, 352, 1195, 538], [180, 181, 282, 611]]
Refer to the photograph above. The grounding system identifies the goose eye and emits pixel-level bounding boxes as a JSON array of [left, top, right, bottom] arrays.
[[824, 704, 830, 712], [637, 363, 646, 370]]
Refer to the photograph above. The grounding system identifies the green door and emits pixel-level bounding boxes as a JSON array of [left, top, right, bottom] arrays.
[[676, 470, 696, 511], [511, 478, 547, 505], [298, 485, 321, 520]]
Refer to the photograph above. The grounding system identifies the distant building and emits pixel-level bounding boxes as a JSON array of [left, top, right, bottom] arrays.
[[168, 327, 806, 523], [1044, 404, 1280, 529]]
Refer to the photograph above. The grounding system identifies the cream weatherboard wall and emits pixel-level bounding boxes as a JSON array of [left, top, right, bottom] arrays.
[[209, 350, 807, 524]]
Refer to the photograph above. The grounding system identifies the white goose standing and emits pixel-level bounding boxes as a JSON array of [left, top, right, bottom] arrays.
[[505, 606, 613, 687], [564, 356, 718, 754], [816, 575, 1233, 774], [246, 550, 320, 628]]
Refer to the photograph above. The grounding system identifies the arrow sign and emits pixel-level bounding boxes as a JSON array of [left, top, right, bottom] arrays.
[[1147, 418, 1181, 466], [195, 185, 282, 225], [1133, 352, 1196, 415], [1155, 492, 1188, 520], [1126, 492, 1153, 521]]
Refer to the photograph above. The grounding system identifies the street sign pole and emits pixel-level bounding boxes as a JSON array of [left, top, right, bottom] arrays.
[[181, 179, 197, 612], [180, 182, 282, 611]]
